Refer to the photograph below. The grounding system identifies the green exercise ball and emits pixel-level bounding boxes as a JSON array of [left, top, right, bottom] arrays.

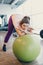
[[13, 34, 40, 62]]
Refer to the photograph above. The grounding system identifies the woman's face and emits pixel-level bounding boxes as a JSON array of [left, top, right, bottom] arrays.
[[21, 23, 29, 30]]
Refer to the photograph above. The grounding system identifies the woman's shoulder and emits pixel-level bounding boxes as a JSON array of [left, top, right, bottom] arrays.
[[11, 14, 16, 18], [12, 14, 20, 16]]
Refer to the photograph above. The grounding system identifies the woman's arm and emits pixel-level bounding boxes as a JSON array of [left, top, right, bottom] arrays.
[[16, 27, 34, 36], [27, 27, 34, 33], [16, 28, 26, 36]]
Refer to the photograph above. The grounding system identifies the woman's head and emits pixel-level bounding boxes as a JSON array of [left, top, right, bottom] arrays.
[[20, 16, 30, 30]]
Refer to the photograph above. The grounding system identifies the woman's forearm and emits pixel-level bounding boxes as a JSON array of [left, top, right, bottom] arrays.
[[16, 28, 26, 36]]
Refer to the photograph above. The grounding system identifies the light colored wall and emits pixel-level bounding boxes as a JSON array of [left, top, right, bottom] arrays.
[[14, 0, 43, 30], [0, 0, 43, 30], [0, 4, 16, 22], [0, 0, 32, 23], [31, 0, 43, 31]]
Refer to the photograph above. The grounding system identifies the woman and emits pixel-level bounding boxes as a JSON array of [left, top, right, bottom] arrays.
[[2, 14, 33, 52]]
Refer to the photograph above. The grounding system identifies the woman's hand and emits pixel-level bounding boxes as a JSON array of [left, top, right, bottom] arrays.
[[16, 28, 26, 36], [27, 27, 34, 33]]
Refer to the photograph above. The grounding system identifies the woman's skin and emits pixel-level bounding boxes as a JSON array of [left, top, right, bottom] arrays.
[[2, 14, 34, 52]]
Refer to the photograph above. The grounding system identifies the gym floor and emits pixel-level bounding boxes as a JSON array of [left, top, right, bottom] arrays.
[[0, 31, 43, 65]]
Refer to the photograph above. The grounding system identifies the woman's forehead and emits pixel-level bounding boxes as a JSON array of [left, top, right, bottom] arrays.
[[23, 23, 29, 25]]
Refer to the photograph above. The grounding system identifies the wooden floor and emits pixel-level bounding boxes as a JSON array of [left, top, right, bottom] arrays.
[[0, 49, 27, 65], [0, 50, 41, 65], [0, 31, 43, 65]]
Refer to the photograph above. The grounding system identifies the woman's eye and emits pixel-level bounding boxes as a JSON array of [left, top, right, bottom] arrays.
[[23, 25, 25, 27]]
